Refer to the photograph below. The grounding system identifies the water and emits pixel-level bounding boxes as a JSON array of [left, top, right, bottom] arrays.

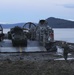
[[3, 29, 10, 33], [54, 28, 74, 43]]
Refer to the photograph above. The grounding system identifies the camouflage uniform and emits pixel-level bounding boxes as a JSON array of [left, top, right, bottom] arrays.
[[62, 42, 69, 61], [36, 20, 51, 41]]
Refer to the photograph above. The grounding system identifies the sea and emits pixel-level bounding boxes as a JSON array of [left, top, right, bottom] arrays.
[[3, 28, 74, 43], [54, 28, 74, 43]]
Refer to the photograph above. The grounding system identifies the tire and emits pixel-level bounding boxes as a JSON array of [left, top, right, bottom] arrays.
[[12, 40, 16, 47]]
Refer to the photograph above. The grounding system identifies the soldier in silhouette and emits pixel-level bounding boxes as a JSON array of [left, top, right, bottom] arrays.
[[61, 42, 69, 61]]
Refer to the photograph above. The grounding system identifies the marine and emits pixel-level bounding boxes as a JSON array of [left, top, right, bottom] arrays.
[[61, 42, 70, 61]]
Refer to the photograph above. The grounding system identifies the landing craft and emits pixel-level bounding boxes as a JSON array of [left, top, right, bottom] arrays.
[[0, 20, 57, 52]]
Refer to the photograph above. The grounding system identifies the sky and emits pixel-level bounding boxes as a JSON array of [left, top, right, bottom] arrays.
[[0, 0, 74, 24]]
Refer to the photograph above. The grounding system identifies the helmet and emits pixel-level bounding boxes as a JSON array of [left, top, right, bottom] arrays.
[[39, 20, 48, 25], [39, 20, 46, 24]]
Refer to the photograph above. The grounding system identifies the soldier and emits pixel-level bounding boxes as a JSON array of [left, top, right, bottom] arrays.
[[37, 20, 50, 29], [61, 42, 69, 61], [36, 20, 50, 40]]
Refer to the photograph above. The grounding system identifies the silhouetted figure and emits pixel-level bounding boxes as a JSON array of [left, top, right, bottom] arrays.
[[62, 42, 69, 61]]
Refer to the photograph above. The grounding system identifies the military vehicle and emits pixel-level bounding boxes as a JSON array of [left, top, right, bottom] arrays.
[[22, 20, 56, 51], [36, 20, 56, 51], [23, 22, 36, 40], [0, 25, 4, 41], [8, 26, 27, 46]]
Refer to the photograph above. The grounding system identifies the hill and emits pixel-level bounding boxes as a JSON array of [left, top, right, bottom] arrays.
[[1, 23, 25, 29], [46, 17, 74, 28], [1, 17, 74, 28]]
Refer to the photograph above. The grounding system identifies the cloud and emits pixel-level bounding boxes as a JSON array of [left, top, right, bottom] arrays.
[[63, 4, 74, 8], [0, 0, 74, 23], [64, 4, 74, 8]]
